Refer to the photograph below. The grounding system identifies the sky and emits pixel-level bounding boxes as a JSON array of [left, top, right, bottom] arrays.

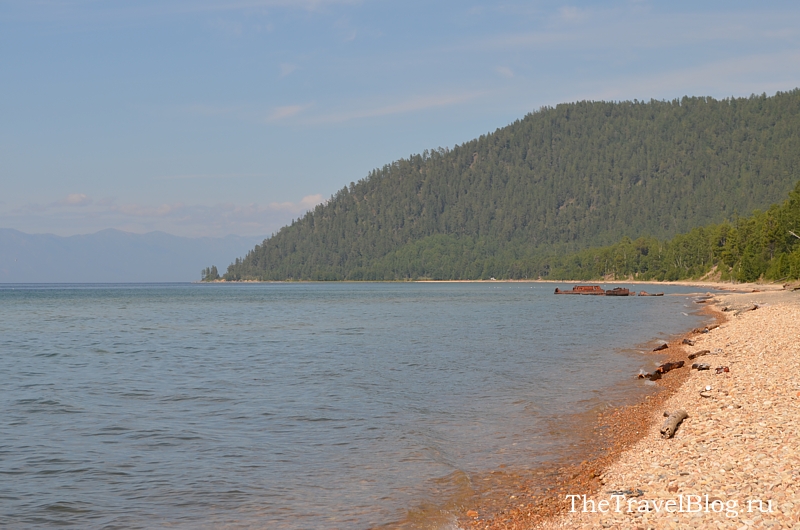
[[2, 0, 800, 238]]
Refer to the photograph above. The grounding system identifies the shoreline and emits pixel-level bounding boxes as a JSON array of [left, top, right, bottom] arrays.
[[447, 295, 722, 529], [202, 278, 789, 293], [452, 286, 799, 529], [548, 285, 800, 528]]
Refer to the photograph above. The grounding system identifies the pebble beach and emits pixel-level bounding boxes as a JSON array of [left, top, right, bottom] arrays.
[[459, 284, 800, 530]]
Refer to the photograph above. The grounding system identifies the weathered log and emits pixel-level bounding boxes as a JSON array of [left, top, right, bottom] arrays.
[[691, 324, 720, 334], [735, 304, 759, 316], [638, 360, 684, 380], [692, 363, 710, 370], [653, 343, 669, 352], [688, 349, 711, 360], [661, 409, 688, 438], [656, 360, 685, 374]]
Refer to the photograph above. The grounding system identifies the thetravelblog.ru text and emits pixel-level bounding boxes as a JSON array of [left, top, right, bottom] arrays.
[[565, 494, 773, 518]]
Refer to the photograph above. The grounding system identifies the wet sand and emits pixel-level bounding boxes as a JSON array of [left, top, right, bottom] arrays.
[[453, 282, 799, 530]]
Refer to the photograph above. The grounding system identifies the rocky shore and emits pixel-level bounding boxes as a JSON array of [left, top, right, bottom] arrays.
[[458, 286, 799, 530], [533, 288, 800, 530]]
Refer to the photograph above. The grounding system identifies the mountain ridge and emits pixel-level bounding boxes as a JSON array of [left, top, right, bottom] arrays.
[[222, 90, 800, 281]]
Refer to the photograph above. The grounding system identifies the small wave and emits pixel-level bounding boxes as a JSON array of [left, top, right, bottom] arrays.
[[435, 514, 465, 530], [43, 501, 92, 514]]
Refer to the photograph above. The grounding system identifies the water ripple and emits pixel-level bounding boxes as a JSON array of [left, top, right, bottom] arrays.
[[0, 282, 708, 529]]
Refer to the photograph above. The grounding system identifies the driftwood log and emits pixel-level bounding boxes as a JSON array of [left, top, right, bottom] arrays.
[[661, 409, 688, 438], [735, 304, 760, 316], [688, 349, 711, 360], [638, 360, 685, 380], [656, 360, 685, 373], [653, 343, 669, 351], [691, 324, 720, 334]]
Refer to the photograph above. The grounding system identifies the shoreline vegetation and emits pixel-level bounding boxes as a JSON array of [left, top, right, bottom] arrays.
[[447, 281, 798, 530]]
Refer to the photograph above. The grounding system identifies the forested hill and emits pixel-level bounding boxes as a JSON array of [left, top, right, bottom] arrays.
[[540, 179, 800, 283], [221, 90, 800, 281]]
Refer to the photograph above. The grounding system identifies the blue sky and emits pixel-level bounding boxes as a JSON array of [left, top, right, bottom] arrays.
[[2, 0, 799, 237]]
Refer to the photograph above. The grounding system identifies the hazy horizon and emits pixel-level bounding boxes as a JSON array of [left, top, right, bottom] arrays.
[[0, 228, 266, 282], [1, 226, 268, 240]]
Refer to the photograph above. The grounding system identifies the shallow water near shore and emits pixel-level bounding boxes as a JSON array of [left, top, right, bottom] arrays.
[[0, 282, 711, 529]]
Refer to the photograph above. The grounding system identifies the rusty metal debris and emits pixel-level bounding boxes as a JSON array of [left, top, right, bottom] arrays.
[[553, 286, 637, 296]]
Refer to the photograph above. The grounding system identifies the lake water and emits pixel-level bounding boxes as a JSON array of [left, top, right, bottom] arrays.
[[0, 282, 710, 529]]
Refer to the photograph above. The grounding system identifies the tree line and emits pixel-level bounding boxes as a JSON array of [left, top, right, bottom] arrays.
[[532, 179, 800, 282]]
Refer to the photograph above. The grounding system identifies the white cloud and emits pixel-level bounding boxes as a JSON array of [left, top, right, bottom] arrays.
[[57, 193, 92, 207], [184, 91, 481, 125], [456, 9, 800, 53], [1, 194, 326, 237], [183, 90, 480, 125], [268, 103, 312, 120], [268, 193, 325, 213], [496, 66, 514, 78], [279, 62, 299, 77], [311, 91, 484, 123]]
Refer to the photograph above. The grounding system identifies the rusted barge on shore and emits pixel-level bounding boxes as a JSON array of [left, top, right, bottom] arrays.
[[553, 285, 606, 295], [554, 285, 665, 296], [554, 285, 643, 296]]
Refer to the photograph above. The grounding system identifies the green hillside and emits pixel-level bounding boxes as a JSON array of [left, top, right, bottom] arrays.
[[219, 91, 800, 281], [539, 179, 800, 282]]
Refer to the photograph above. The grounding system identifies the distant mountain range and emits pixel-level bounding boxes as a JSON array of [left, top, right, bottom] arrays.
[[0, 229, 266, 283]]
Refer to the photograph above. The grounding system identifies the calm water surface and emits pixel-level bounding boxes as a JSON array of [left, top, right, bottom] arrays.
[[0, 283, 710, 528]]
